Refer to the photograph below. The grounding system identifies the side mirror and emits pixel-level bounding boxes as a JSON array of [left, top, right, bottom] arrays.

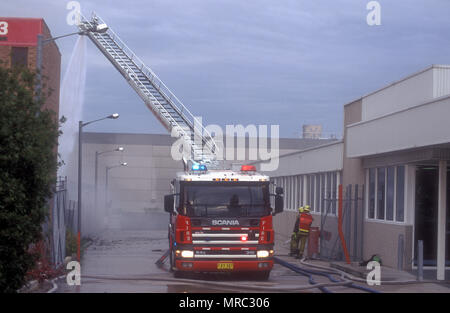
[[275, 187, 284, 195], [274, 194, 284, 215], [164, 194, 174, 214]]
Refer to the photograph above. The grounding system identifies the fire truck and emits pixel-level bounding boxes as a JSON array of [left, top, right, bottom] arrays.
[[77, 14, 283, 280], [164, 164, 283, 280]]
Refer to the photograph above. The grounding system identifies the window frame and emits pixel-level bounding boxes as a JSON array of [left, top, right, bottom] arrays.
[[366, 166, 407, 224]]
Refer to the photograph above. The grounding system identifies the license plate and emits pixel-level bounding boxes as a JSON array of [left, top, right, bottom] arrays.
[[217, 262, 234, 270]]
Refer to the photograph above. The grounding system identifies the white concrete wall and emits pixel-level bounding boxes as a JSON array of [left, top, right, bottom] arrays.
[[434, 66, 450, 98], [361, 65, 450, 121], [257, 141, 343, 176], [347, 95, 450, 158]]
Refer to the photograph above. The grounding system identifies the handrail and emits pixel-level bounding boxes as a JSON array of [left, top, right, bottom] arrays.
[[81, 12, 218, 158]]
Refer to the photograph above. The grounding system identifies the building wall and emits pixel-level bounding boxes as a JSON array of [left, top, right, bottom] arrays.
[[40, 21, 61, 116], [0, 46, 11, 67], [341, 98, 366, 262], [347, 94, 450, 158], [363, 221, 413, 270], [268, 66, 450, 269], [361, 65, 450, 121], [257, 141, 343, 176], [344, 66, 450, 270], [0, 17, 61, 116], [252, 141, 343, 244], [81, 132, 333, 218], [342, 98, 364, 187], [82, 134, 182, 216]]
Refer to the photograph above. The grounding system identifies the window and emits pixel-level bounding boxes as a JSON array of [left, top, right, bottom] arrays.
[[274, 172, 341, 215], [331, 172, 337, 215], [396, 166, 405, 222], [289, 176, 295, 210], [386, 167, 395, 221], [306, 175, 311, 205], [368, 168, 376, 219], [367, 165, 406, 223], [321, 173, 326, 213], [293, 177, 297, 209], [326, 172, 332, 213], [287, 177, 291, 209], [315, 174, 321, 212], [377, 168, 385, 219], [298, 176, 302, 208], [182, 183, 269, 217], [309, 175, 315, 209], [11, 47, 28, 67]]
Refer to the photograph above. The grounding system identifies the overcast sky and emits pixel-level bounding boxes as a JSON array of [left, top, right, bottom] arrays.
[[2, 0, 450, 138]]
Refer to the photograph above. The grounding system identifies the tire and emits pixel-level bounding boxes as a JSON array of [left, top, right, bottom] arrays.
[[174, 270, 185, 279], [255, 271, 270, 281]]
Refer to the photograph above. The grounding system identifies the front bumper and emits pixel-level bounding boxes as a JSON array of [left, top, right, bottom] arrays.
[[175, 259, 273, 272]]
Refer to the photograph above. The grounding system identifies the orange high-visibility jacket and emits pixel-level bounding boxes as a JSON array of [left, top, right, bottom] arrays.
[[298, 213, 313, 233]]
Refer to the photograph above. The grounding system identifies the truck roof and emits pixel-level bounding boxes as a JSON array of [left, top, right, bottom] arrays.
[[177, 170, 269, 182]]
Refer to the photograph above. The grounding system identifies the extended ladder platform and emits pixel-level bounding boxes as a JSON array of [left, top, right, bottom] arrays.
[[77, 13, 218, 167]]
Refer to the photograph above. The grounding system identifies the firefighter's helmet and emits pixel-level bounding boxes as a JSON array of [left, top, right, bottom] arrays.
[[298, 207, 304, 213], [303, 205, 311, 212]]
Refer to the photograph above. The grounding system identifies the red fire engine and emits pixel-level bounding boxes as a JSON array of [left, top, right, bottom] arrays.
[[164, 164, 284, 280], [72, 14, 284, 280]]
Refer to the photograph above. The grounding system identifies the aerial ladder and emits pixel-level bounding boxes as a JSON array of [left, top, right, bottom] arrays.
[[77, 13, 218, 168], [78, 13, 285, 279]]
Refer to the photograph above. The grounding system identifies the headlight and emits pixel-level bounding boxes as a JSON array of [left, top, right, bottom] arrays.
[[257, 250, 270, 258], [181, 250, 194, 258]]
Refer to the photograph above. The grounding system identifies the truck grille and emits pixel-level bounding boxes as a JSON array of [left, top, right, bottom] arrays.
[[194, 247, 257, 259], [192, 230, 259, 245]]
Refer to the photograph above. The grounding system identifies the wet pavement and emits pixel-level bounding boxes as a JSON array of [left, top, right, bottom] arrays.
[[57, 212, 317, 293], [55, 211, 449, 293]]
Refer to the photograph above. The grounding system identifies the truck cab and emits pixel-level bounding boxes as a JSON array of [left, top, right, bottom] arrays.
[[164, 164, 283, 280]]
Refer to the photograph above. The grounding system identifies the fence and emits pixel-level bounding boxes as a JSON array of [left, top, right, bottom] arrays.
[[319, 184, 365, 262], [50, 177, 68, 267]]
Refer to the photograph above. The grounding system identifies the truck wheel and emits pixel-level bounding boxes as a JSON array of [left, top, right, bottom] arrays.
[[174, 270, 185, 279], [256, 271, 270, 281]]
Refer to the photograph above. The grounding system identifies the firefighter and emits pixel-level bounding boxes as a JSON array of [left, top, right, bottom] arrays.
[[289, 207, 302, 256], [290, 205, 314, 259]]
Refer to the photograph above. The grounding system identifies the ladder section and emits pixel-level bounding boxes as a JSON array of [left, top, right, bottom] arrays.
[[77, 13, 218, 165]]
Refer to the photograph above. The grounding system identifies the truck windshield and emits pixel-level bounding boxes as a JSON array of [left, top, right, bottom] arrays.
[[181, 182, 270, 217]]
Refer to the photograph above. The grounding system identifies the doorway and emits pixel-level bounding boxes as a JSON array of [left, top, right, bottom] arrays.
[[414, 165, 450, 266]]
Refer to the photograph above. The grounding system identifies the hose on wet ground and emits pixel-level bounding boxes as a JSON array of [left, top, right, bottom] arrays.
[[47, 254, 354, 293], [154, 249, 345, 292], [273, 256, 380, 293], [299, 259, 450, 286], [272, 257, 333, 293], [79, 273, 353, 292], [154, 249, 362, 293]]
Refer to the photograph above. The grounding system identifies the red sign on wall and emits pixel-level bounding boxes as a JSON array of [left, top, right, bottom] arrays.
[[0, 17, 43, 46]]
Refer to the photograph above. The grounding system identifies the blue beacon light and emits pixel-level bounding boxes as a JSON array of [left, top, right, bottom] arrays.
[[192, 164, 207, 171]]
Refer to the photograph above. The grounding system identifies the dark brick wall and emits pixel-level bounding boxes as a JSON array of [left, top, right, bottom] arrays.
[[0, 18, 61, 117]]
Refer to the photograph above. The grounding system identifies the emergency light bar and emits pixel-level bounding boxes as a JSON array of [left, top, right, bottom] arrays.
[[241, 165, 256, 172], [192, 164, 207, 171]]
